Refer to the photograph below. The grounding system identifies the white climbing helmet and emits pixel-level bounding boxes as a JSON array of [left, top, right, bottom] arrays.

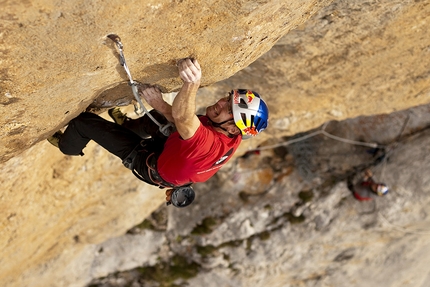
[[231, 89, 269, 139]]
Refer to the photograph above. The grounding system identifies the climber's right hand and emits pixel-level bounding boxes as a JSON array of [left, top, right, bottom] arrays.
[[178, 58, 201, 84]]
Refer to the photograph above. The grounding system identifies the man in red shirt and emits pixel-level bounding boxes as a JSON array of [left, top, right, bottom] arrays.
[[48, 58, 269, 208], [351, 169, 389, 201]]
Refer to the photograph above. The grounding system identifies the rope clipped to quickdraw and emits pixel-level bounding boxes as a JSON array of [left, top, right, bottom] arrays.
[[377, 113, 411, 182], [107, 34, 173, 137]]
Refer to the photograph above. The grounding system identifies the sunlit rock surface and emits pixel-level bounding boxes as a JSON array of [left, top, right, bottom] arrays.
[[0, 0, 429, 286], [0, 0, 329, 163]]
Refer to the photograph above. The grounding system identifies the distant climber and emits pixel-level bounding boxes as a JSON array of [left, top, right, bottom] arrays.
[[47, 58, 269, 208], [349, 169, 389, 201]]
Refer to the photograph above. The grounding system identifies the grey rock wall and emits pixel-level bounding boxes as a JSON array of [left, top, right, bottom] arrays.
[[88, 103, 430, 287]]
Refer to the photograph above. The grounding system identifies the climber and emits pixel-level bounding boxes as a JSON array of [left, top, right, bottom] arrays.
[[350, 169, 389, 201], [47, 58, 269, 208]]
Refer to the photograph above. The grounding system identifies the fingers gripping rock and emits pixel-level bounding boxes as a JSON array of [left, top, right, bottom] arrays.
[[178, 58, 201, 83]]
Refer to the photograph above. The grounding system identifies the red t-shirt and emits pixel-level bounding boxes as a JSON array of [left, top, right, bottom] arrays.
[[353, 179, 375, 201], [157, 116, 242, 186]]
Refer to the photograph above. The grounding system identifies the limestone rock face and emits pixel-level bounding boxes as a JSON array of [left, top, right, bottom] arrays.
[[0, 0, 328, 163], [1, 1, 329, 286], [89, 103, 430, 287], [1, 0, 430, 286], [206, 0, 430, 154]]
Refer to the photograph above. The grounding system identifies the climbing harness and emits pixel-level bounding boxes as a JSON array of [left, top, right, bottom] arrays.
[[121, 140, 195, 208], [107, 34, 173, 137]]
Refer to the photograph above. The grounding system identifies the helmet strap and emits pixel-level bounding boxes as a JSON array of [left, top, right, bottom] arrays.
[[208, 118, 236, 138]]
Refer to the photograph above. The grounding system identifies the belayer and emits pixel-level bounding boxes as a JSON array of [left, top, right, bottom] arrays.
[[48, 58, 269, 208], [350, 169, 389, 201]]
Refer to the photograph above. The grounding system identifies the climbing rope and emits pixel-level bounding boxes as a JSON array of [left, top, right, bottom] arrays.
[[251, 117, 430, 236], [250, 121, 383, 152], [107, 34, 173, 137], [373, 114, 410, 182], [226, 121, 385, 179]]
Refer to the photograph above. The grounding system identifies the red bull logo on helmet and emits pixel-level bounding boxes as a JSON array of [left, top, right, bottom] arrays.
[[246, 90, 255, 103], [233, 90, 256, 105], [243, 126, 258, 136]]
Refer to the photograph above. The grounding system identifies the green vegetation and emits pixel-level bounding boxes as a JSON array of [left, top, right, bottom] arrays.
[[134, 219, 155, 230], [244, 230, 272, 252], [270, 210, 306, 227], [196, 244, 218, 257], [219, 239, 243, 248], [196, 239, 244, 257], [283, 212, 306, 224], [137, 255, 200, 287], [258, 230, 271, 241], [191, 217, 218, 235], [175, 235, 184, 243], [246, 238, 252, 251], [298, 190, 314, 202]]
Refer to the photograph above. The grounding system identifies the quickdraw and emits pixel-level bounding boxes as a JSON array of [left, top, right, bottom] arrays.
[[107, 34, 173, 137]]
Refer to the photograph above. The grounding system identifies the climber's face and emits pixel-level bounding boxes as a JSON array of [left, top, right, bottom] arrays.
[[206, 95, 233, 123]]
